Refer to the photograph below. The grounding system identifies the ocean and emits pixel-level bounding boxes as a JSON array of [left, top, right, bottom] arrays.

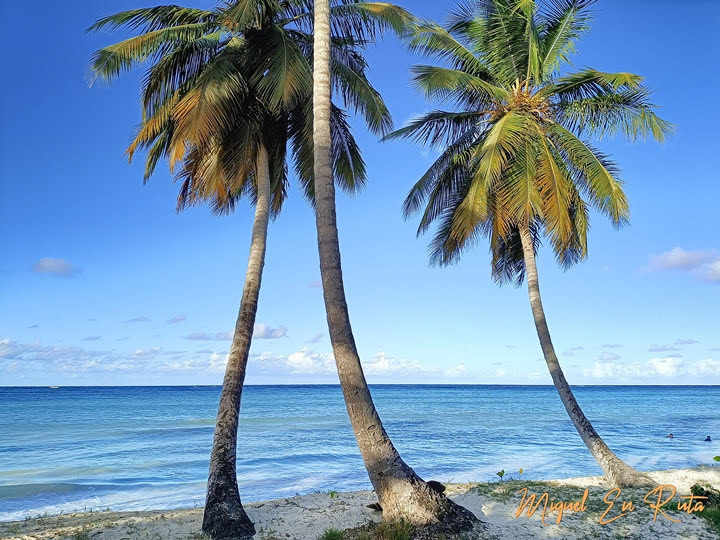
[[0, 385, 718, 521]]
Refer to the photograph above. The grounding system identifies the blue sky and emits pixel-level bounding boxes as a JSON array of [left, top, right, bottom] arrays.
[[1, 0, 718, 386]]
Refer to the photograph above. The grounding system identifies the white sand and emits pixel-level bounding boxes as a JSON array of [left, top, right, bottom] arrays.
[[2, 467, 718, 539]]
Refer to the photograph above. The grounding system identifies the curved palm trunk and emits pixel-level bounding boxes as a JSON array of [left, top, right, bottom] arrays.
[[518, 225, 654, 488], [202, 146, 271, 540], [311, 1, 476, 528]]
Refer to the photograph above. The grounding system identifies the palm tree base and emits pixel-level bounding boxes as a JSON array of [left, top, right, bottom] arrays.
[[604, 460, 656, 488], [202, 488, 255, 540], [379, 479, 479, 529]]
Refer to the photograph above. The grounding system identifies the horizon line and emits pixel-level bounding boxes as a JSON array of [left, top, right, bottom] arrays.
[[2, 383, 718, 388]]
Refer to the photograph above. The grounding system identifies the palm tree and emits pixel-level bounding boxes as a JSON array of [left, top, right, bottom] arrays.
[[89, 2, 398, 537], [312, 0, 477, 529], [389, 0, 671, 487]]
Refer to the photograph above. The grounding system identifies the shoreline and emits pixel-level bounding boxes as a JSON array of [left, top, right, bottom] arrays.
[[2, 467, 718, 539]]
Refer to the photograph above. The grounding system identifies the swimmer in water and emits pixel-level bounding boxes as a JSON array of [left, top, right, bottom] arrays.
[[705, 435, 712, 442], [665, 433, 674, 438]]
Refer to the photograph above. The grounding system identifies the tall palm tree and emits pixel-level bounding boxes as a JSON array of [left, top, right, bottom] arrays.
[[89, 2, 397, 537], [389, 0, 671, 487], [312, 0, 477, 529]]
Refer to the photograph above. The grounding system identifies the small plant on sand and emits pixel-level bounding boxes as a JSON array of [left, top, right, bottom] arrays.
[[496, 469, 505, 481], [320, 529, 345, 540], [329, 490, 339, 498], [6, 524, 20, 534], [374, 520, 413, 540], [258, 527, 282, 540], [713, 456, 720, 463], [691, 484, 720, 534]]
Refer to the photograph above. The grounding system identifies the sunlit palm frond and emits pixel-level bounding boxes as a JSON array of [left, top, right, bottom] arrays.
[[331, 57, 393, 135], [547, 123, 629, 226], [407, 19, 493, 78], [542, 68, 644, 100], [248, 25, 311, 108], [556, 88, 673, 141], [89, 23, 216, 83], [88, 6, 215, 33], [538, 0, 594, 78], [410, 65, 508, 109], [385, 110, 485, 148]]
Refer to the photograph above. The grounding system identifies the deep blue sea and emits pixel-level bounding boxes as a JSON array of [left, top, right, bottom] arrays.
[[0, 385, 718, 521]]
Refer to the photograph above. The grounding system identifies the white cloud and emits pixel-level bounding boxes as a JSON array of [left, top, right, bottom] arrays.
[[674, 338, 699, 345], [598, 351, 621, 361], [184, 331, 233, 341], [125, 316, 151, 323], [647, 247, 720, 284], [33, 258, 81, 277], [305, 333, 324, 344], [647, 357, 683, 377], [130, 347, 163, 360], [251, 349, 334, 375], [649, 344, 679, 352], [247, 349, 469, 382], [687, 359, 720, 377], [253, 324, 287, 339], [584, 355, 719, 381], [1, 338, 129, 373], [167, 315, 186, 324], [362, 352, 422, 376], [701, 260, 720, 283]]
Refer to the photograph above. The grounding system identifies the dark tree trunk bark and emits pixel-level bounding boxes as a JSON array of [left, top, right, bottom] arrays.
[[202, 146, 272, 539], [518, 224, 654, 488], [311, 1, 477, 528]]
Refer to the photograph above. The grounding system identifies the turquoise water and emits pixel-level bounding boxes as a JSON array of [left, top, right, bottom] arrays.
[[0, 385, 718, 521]]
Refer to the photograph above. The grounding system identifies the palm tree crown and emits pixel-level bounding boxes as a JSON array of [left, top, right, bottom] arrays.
[[89, 1, 412, 212], [390, 0, 671, 279]]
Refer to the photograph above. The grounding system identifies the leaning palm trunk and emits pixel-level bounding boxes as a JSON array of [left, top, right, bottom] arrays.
[[311, 1, 476, 528], [202, 146, 272, 540], [518, 225, 654, 488]]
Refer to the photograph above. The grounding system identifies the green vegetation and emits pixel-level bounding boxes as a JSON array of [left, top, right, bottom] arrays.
[[321, 529, 345, 540], [355, 520, 414, 540], [688, 484, 720, 535]]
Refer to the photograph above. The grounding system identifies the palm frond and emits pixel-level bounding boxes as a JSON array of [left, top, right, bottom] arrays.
[[556, 88, 673, 141], [542, 68, 644, 100], [88, 6, 215, 33], [331, 57, 393, 135], [547, 123, 629, 226], [251, 25, 311, 108], [410, 65, 509, 108], [407, 19, 493, 77], [385, 110, 485, 148], [538, 0, 594, 78], [89, 23, 215, 82]]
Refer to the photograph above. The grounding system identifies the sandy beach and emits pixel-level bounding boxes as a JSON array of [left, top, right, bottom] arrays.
[[2, 467, 718, 539]]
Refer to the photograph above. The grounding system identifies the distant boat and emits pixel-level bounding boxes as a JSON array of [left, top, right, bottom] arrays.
[[49, 386, 59, 389]]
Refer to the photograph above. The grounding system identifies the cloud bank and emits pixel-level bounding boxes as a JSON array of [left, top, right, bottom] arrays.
[[33, 258, 81, 277], [648, 247, 720, 283]]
